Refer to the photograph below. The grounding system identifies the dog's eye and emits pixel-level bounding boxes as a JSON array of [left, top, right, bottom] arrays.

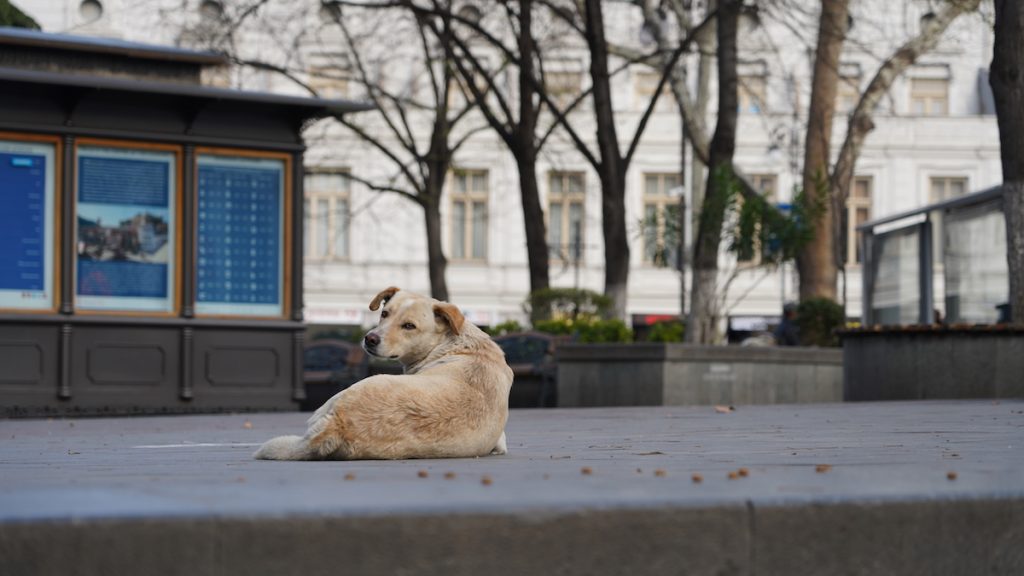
[[401, 322, 416, 330], [380, 310, 389, 319]]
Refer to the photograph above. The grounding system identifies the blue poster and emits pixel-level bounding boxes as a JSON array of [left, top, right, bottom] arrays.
[[75, 146, 176, 312], [195, 155, 284, 316], [0, 140, 55, 311]]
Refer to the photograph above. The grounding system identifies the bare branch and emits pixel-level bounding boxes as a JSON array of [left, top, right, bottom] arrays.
[[830, 0, 983, 207]]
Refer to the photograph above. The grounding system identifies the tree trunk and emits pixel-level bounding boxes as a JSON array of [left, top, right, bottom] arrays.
[[796, 0, 849, 302], [991, 0, 1024, 323], [516, 0, 551, 307], [691, 0, 715, 255], [685, 0, 740, 344], [425, 87, 452, 302], [600, 170, 630, 321], [583, 0, 630, 320], [422, 192, 449, 302], [518, 152, 550, 310]]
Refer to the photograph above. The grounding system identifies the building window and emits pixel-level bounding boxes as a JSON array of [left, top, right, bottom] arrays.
[[548, 172, 585, 264], [448, 58, 490, 109], [910, 78, 949, 116], [304, 171, 350, 260], [545, 70, 583, 110], [642, 173, 682, 267], [749, 174, 777, 197], [307, 54, 350, 99], [845, 176, 872, 266], [929, 176, 968, 203], [929, 176, 967, 264], [738, 75, 767, 114], [634, 71, 675, 112], [451, 169, 488, 261], [838, 75, 861, 114]]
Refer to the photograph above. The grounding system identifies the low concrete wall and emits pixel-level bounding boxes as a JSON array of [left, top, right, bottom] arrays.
[[842, 328, 1024, 401], [556, 344, 843, 407]]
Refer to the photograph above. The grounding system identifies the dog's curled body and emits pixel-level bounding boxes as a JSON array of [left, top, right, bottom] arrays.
[[254, 288, 513, 461]]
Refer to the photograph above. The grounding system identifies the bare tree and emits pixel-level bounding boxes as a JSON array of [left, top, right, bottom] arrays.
[[531, 1, 714, 321], [325, 3, 494, 301], [991, 0, 1024, 323], [796, 0, 850, 303], [414, 0, 553, 312], [178, 2, 496, 301]]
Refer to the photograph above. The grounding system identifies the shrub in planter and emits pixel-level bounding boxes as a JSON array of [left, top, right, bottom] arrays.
[[487, 320, 523, 337], [797, 297, 844, 347], [647, 320, 685, 343], [534, 317, 633, 343], [578, 319, 633, 343]]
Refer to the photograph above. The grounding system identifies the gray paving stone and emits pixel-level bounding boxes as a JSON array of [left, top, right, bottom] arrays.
[[1, 400, 1022, 575]]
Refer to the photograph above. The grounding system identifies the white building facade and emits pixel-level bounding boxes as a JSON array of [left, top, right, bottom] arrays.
[[24, 0, 1002, 336]]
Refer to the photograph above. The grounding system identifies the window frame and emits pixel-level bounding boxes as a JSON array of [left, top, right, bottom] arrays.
[[304, 170, 351, 262], [449, 168, 489, 263], [845, 176, 873, 267], [634, 70, 675, 112], [738, 74, 768, 115], [641, 172, 682, 267], [909, 77, 949, 117], [547, 171, 586, 264], [929, 176, 969, 204]]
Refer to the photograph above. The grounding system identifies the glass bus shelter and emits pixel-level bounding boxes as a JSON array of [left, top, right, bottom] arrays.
[[860, 187, 1009, 326]]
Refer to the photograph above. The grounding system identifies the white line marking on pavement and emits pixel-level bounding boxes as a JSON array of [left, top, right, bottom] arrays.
[[133, 443, 263, 449]]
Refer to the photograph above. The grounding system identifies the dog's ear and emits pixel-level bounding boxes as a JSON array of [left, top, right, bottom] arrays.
[[369, 287, 400, 311], [433, 303, 465, 336]]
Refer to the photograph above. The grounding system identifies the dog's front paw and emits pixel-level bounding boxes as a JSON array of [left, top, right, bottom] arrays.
[[490, 431, 508, 455]]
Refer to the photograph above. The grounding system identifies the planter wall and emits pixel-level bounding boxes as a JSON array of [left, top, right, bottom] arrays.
[[556, 344, 843, 407], [842, 327, 1024, 401]]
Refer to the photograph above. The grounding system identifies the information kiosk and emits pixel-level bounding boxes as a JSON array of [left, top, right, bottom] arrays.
[[0, 30, 370, 416]]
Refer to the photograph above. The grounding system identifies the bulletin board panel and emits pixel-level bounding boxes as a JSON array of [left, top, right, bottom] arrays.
[[193, 148, 292, 319], [0, 132, 61, 313], [73, 138, 182, 316]]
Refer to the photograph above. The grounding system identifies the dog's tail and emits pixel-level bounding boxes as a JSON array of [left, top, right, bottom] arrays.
[[253, 435, 315, 460]]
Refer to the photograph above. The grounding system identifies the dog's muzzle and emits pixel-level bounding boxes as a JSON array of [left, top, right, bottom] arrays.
[[363, 332, 381, 355]]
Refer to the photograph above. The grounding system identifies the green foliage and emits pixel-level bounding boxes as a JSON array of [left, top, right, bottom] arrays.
[[646, 320, 685, 343], [796, 297, 845, 347], [486, 320, 523, 337], [637, 165, 827, 269], [578, 319, 633, 343], [0, 1, 40, 29], [525, 287, 613, 322], [726, 169, 827, 266], [533, 317, 633, 343], [532, 318, 576, 335]]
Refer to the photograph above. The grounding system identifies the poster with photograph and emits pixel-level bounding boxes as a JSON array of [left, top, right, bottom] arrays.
[[75, 145, 177, 312], [195, 153, 285, 317], [0, 138, 56, 311]]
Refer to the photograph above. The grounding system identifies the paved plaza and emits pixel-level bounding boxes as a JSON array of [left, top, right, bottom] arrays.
[[2, 400, 1023, 575]]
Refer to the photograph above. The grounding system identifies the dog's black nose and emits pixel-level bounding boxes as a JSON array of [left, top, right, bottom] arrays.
[[364, 333, 380, 349]]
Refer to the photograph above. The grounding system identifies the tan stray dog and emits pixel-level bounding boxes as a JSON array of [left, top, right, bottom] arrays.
[[254, 287, 513, 460]]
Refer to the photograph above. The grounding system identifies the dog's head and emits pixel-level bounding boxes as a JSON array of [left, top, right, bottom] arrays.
[[362, 287, 465, 366]]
